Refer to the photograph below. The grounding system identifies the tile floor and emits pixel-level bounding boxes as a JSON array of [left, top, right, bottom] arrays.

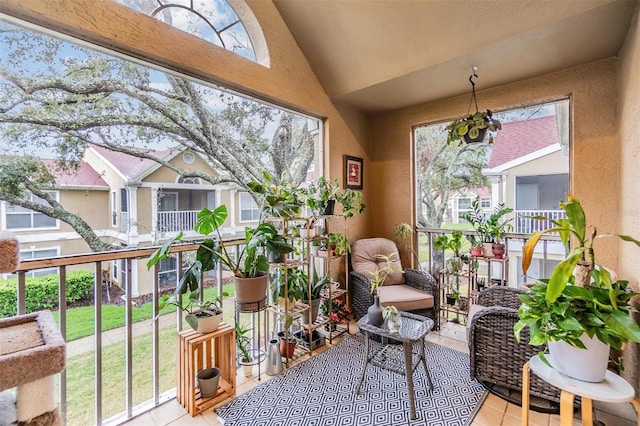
[[123, 321, 638, 426]]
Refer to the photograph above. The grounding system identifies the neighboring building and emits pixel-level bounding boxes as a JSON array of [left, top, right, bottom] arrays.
[[1, 147, 259, 295], [1, 160, 110, 278], [484, 115, 569, 286], [445, 187, 491, 225]]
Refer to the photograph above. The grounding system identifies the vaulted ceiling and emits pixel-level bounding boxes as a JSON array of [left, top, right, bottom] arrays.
[[274, 0, 637, 113]]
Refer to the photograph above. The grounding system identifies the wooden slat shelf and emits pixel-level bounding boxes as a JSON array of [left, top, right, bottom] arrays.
[[178, 322, 236, 416]]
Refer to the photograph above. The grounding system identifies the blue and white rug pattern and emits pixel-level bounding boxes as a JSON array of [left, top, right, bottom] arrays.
[[216, 335, 487, 426]]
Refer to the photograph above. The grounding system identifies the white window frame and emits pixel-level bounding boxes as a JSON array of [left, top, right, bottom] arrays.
[[481, 197, 491, 209], [3, 191, 59, 231], [111, 190, 118, 227], [239, 192, 260, 223], [19, 247, 60, 278]]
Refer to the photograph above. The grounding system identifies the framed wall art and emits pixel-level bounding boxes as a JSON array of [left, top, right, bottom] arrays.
[[344, 155, 363, 190]]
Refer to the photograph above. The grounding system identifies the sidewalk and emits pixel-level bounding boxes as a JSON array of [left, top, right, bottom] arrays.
[[65, 313, 177, 358]]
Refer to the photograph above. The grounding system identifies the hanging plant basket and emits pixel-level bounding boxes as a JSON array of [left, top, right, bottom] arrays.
[[446, 70, 501, 145]]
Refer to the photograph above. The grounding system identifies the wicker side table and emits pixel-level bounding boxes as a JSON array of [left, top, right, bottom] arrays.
[[355, 311, 434, 420]]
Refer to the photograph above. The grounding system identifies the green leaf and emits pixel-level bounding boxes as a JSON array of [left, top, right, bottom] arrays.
[[185, 313, 198, 331], [146, 232, 183, 269], [607, 310, 640, 344], [561, 196, 586, 242], [546, 248, 584, 302], [194, 205, 227, 235]]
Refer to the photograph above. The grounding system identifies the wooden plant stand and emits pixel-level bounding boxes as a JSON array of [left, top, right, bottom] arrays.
[[178, 323, 236, 416]]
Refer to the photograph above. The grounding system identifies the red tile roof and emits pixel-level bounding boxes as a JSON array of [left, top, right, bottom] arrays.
[[488, 115, 559, 168], [91, 145, 175, 179], [40, 159, 108, 188]]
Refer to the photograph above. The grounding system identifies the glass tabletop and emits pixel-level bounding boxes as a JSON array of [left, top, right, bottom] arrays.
[[357, 311, 433, 341]]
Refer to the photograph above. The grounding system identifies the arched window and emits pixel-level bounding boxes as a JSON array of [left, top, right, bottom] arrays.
[[116, 0, 257, 62], [178, 176, 200, 184]]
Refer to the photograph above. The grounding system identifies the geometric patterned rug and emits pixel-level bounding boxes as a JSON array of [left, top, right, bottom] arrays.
[[215, 334, 487, 426]]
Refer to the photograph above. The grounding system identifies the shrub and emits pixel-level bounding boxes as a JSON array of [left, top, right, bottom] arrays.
[[0, 270, 94, 317]]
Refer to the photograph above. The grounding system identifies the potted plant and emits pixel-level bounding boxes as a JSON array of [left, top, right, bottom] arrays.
[[327, 232, 349, 256], [300, 271, 328, 324], [461, 197, 512, 257], [367, 253, 404, 327], [320, 295, 352, 331], [196, 367, 221, 398], [271, 266, 307, 308], [392, 222, 421, 268], [149, 204, 294, 305], [486, 204, 514, 259], [514, 195, 640, 382], [446, 109, 501, 145], [302, 176, 341, 216], [247, 171, 305, 220], [235, 323, 254, 377], [335, 187, 366, 219], [466, 235, 484, 257], [147, 236, 225, 333], [309, 238, 322, 256], [434, 230, 466, 273]]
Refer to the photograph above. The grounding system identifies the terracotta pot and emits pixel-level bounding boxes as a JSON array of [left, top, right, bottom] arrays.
[[277, 331, 297, 358], [470, 246, 483, 257], [234, 274, 268, 304], [491, 243, 505, 259]]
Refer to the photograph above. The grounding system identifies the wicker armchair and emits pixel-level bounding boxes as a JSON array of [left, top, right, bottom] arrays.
[[468, 286, 562, 410], [350, 238, 439, 329]]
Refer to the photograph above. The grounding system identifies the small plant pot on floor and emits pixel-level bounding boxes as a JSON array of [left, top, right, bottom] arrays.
[[277, 331, 297, 358], [196, 367, 221, 398]]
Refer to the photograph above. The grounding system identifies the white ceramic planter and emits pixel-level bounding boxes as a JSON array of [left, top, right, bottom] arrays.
[[548, 334, 610, 382], [195, 312, 222, 333], [299, 228, 316, 239]]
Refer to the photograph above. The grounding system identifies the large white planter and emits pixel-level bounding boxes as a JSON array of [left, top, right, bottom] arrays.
[[548, 334, 610, 382]]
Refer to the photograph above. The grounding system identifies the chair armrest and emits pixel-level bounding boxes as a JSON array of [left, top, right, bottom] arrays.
[[404, 269, 440, 308], [476, 286, 524, 309], [350, 271, 373, 319]]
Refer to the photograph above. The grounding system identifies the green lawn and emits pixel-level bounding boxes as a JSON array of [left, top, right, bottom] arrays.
[[54, 284, 235, 341], [64, 325, 178, 425]]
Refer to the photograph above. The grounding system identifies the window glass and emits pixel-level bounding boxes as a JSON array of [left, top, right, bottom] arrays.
[[115, 0, 257, 61], [5, 192, 58, 229], [239, 192, 260, 222]]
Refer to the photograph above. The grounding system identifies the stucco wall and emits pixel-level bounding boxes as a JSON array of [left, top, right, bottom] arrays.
[[371, 60, 620, 269], [617, 2, 640, 396]]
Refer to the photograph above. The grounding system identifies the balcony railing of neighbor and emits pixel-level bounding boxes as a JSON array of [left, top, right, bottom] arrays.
[[157, 210, 199, 233], [514, 209, 567, 234], [416, 227, 564, 285], [7, 239, 241, 425]]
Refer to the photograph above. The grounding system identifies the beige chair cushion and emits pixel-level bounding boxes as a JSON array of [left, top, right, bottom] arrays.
[[351, 238, 404, 285], [378, 284, 434, 312]]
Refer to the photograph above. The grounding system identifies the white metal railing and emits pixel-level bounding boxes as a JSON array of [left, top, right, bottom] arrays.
[[514, 209, 567, 234], [157, 210, 199, 233], [7, 240, 240, 425], [415, 227, 564, 286]]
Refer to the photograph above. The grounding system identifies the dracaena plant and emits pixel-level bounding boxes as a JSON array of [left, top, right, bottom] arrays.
[[514, 195, 640, 366]]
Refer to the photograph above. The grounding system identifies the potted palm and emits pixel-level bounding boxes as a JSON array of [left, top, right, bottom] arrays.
[[514, 195, 640, 382], [486, 205, 514, 259], [299, 271, 328, 324]]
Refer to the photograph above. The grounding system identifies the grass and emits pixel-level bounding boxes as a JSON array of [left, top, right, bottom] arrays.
[[64, 324, 178, 425], [54, 284, 235, 341], [62, 283, 238, 424]]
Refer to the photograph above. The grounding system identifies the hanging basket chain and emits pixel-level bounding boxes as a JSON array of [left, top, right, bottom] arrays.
[[467, 71, 479, 115]]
